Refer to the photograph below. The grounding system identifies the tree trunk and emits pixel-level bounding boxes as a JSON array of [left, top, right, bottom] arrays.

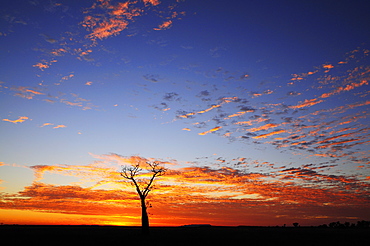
[[141, 198, 150, 235]]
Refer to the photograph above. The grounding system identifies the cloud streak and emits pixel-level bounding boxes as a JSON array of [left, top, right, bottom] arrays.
[[2, 116, 29, 124]]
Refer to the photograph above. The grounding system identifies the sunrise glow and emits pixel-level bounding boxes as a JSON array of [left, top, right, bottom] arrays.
[[1, 0, 369, 227]]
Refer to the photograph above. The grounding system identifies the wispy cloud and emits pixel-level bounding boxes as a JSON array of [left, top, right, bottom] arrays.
[[143, 74, 162, 83], [59, 93, 97, 110], [154, 20, 172, 30], [59, 73, 74, 83], [2, 116, 29, 124], [290, 72, 368, 109], [32, 59, 57, 71], [143, 0, 161, 5], [252, 129, 286, 139], [177, 97, 242, 119], [289, 98, 324, 109], [32, 62, 49, 70], [53, 125, 67, 129], [247, 123, 279, 132], [40, 123, 67, 129], [40, 123, 53, 127], [11, 86, 45, 99], [50, 48, 67, 56], [320, 79, 369, 99], [199, 126, 222, 135]]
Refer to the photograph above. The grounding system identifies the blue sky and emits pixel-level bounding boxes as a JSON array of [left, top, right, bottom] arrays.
[[1, 0, 369, 226]]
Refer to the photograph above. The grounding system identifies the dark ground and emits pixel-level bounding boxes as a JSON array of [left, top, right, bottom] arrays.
[[1, 225, 369, 246]]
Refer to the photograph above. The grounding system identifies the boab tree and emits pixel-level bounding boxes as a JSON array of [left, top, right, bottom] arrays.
[[120, 161, 166, 235]]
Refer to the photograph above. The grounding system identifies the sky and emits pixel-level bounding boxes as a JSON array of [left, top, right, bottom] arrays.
[[0, 0, 369, 227]]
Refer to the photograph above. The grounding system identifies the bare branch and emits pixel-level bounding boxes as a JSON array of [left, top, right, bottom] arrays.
[[120, 163, 141, 180], [147, 161, 167, 176], [119, 160, 166, 235], [120, 161, 166, 198]]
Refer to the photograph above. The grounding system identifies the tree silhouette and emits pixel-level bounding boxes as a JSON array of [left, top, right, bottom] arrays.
[[120, 161, 166, 235]]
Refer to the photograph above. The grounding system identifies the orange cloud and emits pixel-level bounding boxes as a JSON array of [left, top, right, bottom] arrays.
[[62, 100, 82, 107], [234, 118, 268, 126], [44, 99, 55, 103], [32, 59, 57, 70], [290, 77, 304, 81], [198, 104, 221, 114], [248, 123, 278, 132], [198, 126, 222, 135], [220, 97, 239, 103], [26, 89, 44, 95], [290, 70, 318, 81], [143, 0, 161, 5], [154, 20, 172, 30], [53, 125, 67, 129], [178, 97, 242, 119], [82, 1, 143, 42], [86, 18, 129, 41], [57, 93, 96, 110], [316, 132, 357, 145], [322, 64, 334, 70], [320, 79, 368, 98], [316, 139, 360, 149], [225, 111, 247, 119], [347, 100, 370, 109], [50, 48, 67, 56], [111, 2, 131, 16], [253, 129, 286, 139], [40, 123, 68, 129], [81, 0, 184, 44], [32, 62, 49, 71], [178, 105, 221, 118], [40, 123, 54, 127], [2, 116, 29, 124], [290, 98, 324, 109], [60, 74, 74, 82], [11, 86, 44, 99]]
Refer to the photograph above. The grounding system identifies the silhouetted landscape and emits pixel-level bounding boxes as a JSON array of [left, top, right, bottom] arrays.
[[1, 0, 370, 236], [1, 223, 369, 246]]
